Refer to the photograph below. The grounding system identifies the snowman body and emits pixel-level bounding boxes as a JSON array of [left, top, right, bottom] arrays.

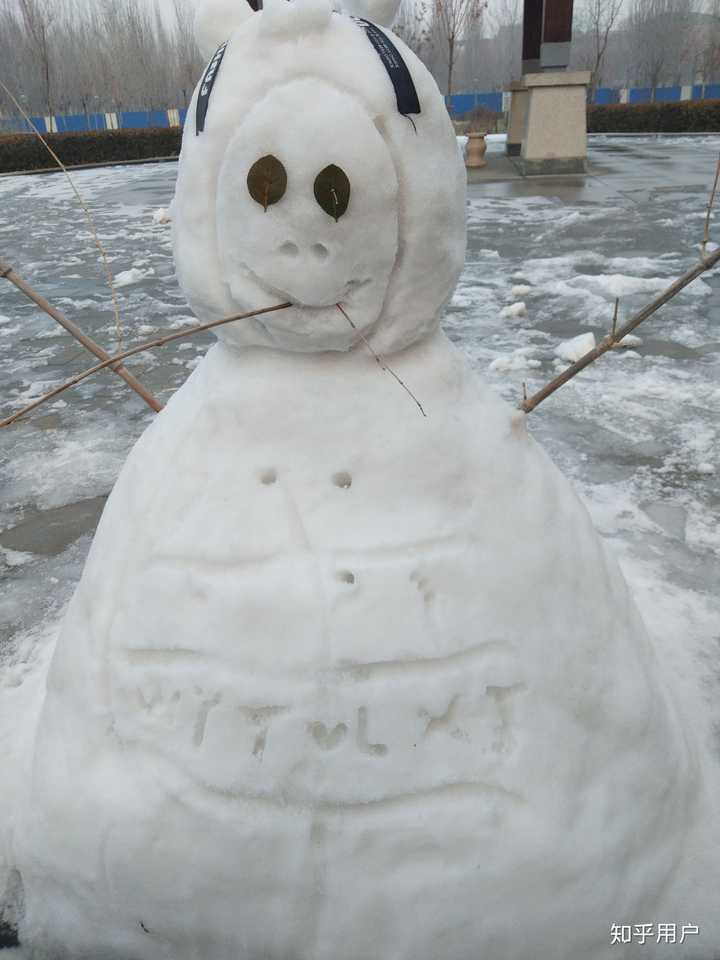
[[12, 2, 695, 957], [19, 335, 693, 959]]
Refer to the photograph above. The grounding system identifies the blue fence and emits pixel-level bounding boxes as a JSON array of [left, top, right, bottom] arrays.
[[5, 83, 720, 133], [0, 108, 186, 135], [654, 86, 681, 102], [447, 83, 720, 116], [447, 92, 503, 115], [700, 83, 720, 100], [594, 87, 620, 105], [55, 112, 106, 132]]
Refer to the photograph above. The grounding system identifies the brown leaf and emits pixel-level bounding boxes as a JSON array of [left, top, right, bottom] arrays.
[[247, 155, 287, 211], [314, 164, 350, 221]]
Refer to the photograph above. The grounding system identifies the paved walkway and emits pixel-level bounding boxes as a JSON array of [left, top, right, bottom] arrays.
[[467, 135, 720, 207]]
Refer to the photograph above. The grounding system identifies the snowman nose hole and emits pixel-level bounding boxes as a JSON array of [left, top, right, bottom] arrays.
[[311, 243, 329, 261], [337, 570, 355, 585], [279, 242, 299, 258], [333, 471, 352, 489], [260, 469, 277, 485]]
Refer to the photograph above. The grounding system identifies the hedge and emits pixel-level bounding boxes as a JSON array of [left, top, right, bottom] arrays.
[[0, 127, 182, 174], [588, 99, 720, 133]]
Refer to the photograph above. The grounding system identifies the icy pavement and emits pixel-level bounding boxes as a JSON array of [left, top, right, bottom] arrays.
[[0, 163, 203, 654], [0, 142, 719, 939]]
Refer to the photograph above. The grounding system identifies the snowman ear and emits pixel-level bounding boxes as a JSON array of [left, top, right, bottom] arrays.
[[339, 0, 401, 27], [194, 0, 256, 61]]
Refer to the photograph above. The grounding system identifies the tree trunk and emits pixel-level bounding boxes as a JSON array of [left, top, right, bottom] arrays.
[[40, 22, 52, 115]]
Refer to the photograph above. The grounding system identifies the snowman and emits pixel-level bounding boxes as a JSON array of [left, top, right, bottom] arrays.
[[6, 0, 697, 957]]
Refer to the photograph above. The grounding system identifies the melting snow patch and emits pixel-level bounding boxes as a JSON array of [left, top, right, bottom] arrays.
[[617, 334, 643, 348], [500, 302, 527, 319], [0, 548, 34, 568], [152, 207, 172, 225], [490, 348, 541, 372], [511, 285, 531, 298], [555, 332, 596, 362], [572, 274, 711, 300], [114, 267, 156, 288]]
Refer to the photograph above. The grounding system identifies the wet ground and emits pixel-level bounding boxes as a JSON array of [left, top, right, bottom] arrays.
[[0, 137, 718, 716]]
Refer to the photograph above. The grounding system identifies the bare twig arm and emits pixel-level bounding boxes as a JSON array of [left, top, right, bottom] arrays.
[[702, 156, 720, 258], [521, 247, 720, 415], [0, 257, 162, 413], [0, 78, 124, 348], [0, 302, 292, 428]]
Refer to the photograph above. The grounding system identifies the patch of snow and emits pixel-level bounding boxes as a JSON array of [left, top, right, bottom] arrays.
[[114, 267, 156, 288], [571, 273, 711, 301], [0, 548, 35, 568], [490, 346, 541, 371], [152, 207, 172, 225], [500, 301, 527, 318], [555, 332, 596, 362], [617, 333, 643, 348]]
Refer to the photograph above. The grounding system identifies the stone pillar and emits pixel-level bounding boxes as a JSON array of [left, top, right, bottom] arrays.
[[517, 71, 590, 175], [506, 80, 529, 157]]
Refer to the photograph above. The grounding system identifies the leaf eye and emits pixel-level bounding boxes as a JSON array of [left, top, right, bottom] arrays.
[[314, 164, 350, 221], [247, 155, 287, 211]]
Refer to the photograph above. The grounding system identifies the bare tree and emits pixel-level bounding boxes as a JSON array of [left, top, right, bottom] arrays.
[[688, 0, 720, 84], [0, 0, 710, 123], [0, 0, 204, 120], [487, 0, 521, 88], [394, 0, 433, 60], [17, 0, 54, 114], [577, 0, 625, 98], [173, 0, 203, 108], [627, 0, 697, 90], [434, 0, 488, 96]]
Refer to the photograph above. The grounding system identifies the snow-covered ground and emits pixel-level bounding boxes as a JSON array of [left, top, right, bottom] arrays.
[[1, 139, 719, 953]]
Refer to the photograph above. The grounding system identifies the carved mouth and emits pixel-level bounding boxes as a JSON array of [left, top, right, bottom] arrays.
[[239, 264, 372, 311]]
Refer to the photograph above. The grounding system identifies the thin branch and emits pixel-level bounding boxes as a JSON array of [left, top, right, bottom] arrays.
[[1, 302, 291, 428], [0, 257, 161, 413], [611, 297, 619, 339], [336, 303, 426, 418], [0, 78, 124, 349], [702, 154, 720, 258], [521, 247, 720, 414]]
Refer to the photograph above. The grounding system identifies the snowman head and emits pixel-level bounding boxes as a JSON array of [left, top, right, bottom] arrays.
[[173, 0, 466, 356]]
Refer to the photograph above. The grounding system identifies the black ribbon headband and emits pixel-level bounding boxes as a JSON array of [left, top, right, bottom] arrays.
[[196, 11, 421, 136], [196, 41, 229, 135], [350, 17, 421, 119]]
